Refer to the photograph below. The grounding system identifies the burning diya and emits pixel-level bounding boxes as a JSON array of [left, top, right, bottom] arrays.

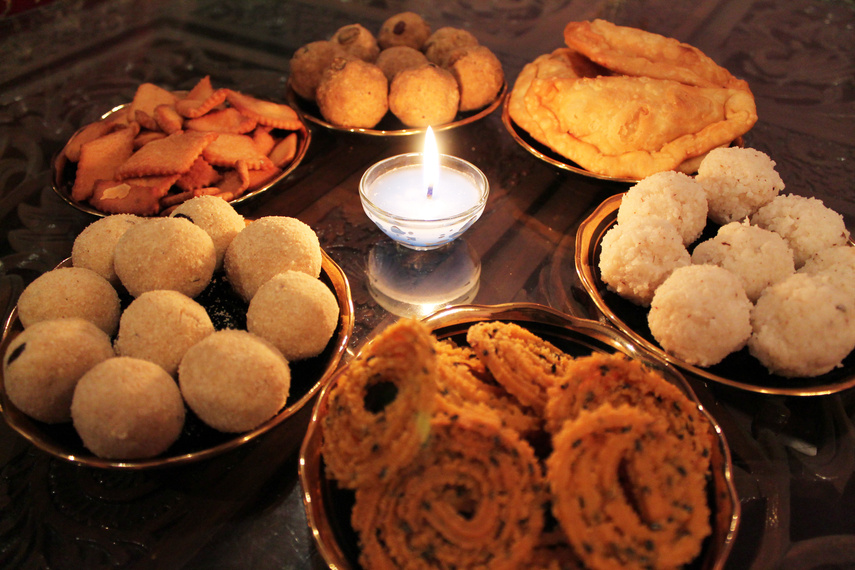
[[359, 127, 489, 250]]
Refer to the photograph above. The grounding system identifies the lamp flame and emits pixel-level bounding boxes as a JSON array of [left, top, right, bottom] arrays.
[[423, 126, 439, 198]]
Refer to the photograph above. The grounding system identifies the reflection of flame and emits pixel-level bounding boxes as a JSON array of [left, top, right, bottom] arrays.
[[423, 126, 439, 199], [367, 239, 481, 319]]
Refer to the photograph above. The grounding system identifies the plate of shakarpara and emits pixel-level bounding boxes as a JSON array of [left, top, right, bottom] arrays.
[[301, 303, 740, 570], [506, 19, 758, 182], [53, 76, 310, 217]]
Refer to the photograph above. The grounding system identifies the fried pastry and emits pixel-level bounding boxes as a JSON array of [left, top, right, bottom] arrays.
[[509, 21, 758, 179], [565, 19, 748, 90]]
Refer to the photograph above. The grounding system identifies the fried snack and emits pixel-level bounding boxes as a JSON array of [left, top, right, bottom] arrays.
[[377, 11, 432, 50], [424, 26, 479, 67], [225, 90, 304, 130], [547, 404, 711, 570], [389, 63, 460, 127], [332, 23, 380, 62], [433, 339, 542, 435], [321, 319, 437, 489], [565, 19, 748, 90], [90, 175, 179, 216], [202, 133, 274, 170], [72, 123, 139, 201], [351, 410, 545, 570], [545, 352, 713, 471], [288, 40, 349, 101], [375, 45, 428, 81], [445, 45, 505, 111], [515, 68, 757, 179], [175, 87, 228, 119], [128, 82, 178, 118], [185, 107, 256, 134], [316, 57, 389, 128], [466, 321, 571, 414], [116, 130, 218, 178]]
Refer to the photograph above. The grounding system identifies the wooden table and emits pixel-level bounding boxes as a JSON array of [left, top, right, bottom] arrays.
[[1, 0, 853, 568]]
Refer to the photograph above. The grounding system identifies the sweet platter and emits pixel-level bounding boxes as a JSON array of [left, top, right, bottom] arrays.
[[0, 251, 353, 469], [576, 194, 855, 396], [286, 82, 505, 137], [52, 97, 311, 218], [300, 302, 740, 570]]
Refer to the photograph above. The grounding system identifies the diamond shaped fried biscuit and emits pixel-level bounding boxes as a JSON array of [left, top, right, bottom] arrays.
[[186, 107, 257, 134], [176, 88, 229, 119], [202, 133, 274, 170], [72, 123, 140, 201], [176, 157, 221, 191], [225, 90, 303, 130], [116, 131, 219, 179], [90, 174, 179, 216], [154, 104, 184, 134], [268, 133, 298, 168], [128, 83, 179, 118]]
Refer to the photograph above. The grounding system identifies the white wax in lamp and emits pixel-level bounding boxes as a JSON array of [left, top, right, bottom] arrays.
[[360, 127, 488, 250], [365, 128, 481, 221]]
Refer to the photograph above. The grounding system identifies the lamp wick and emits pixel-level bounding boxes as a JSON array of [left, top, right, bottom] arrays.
[[426, 184, 434, 199]]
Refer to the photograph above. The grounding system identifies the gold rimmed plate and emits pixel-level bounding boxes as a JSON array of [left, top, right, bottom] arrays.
[[286, 82, 505, 137], [575, 194, 855, 396], [52, 101, 311, 218], [300, 302, 740, 570], [0, 250, 353, 469]]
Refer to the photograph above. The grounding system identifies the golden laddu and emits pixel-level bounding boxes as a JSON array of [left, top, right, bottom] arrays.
[[509, 19, 757, 179]]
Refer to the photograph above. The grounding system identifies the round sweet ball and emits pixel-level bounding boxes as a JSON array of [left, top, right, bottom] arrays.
[[332, 23, 380, 62], [71, 357, 186, 459], [648, 264, 752, 367], [178, 330, 291, 433], [696, 146, 785, 225], [749, 273, 855, 377], [445, 45, 505, 112], [17, 266, 121, 337], [750, 193, 850, 268], [170, 195, 245, 270], [424, 27, 480, 67], [114, 290, 215, 376], [316, 57, 388, 129], [389, 64, 460, 127], [224, 216, 322, 302], [3, 319, 114, 424], [617, 170, 708, 246], [378, 12, 432, 50], [598, 216, 690, 307], [72, 214, 145, 285], [798, 245, 855, 300], [692, 221, 795, 302], [114, 216, 217, 298], [247, 271, 339, 361], [375, 46, 429, 82], [289, 40, 349, 101]]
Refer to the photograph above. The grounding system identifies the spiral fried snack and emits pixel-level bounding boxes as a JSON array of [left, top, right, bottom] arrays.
[[545, 352, 713, 471], [433, 339, 542, 435], [466, 321, 571, 414], [352, 410, 546, 570], [547, 404, 711, 570], [321, 319, 436, 489]]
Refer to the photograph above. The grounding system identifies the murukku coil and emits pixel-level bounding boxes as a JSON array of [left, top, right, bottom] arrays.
[[321, 319, 437, 489], [546, 404, 711, 570], [433, 339, 542, 435], [544, 352, 713, 471], [466, 321, 572, 414], [351, 410, 546, 570]]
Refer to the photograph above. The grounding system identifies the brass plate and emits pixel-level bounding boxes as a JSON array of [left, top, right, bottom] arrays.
[[0, 251, 353, 469], [51, 102, 311, 218], [300, 302, 740, 569]]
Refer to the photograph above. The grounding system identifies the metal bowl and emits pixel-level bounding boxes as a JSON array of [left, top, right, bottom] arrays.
[[300, 302, 740, 569], [0, 251, 353, 469]]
